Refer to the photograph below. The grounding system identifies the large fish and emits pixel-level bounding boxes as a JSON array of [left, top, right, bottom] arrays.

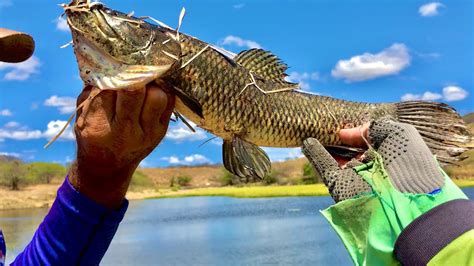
[[63, 1, 471, 181]]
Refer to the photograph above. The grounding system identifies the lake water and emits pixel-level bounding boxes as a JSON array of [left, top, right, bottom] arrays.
[[2, 187, 474, 265]]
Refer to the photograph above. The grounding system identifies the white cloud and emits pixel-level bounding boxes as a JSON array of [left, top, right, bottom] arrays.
[[233, 3, 245, 9], [44, 95, 76, 114], [0, 128, 42, 140], [332, 43, 410, 82], [401, 86, 468, 102], [165, 121, 208, 143], [56, 17, 70, 32], [221, 35, 262, 49], [0, 109, 12, 116], [419, 2, 444, 17], [442, 86, 468, 101], [263, 147, 304, 162], [4, 121, 20, 128], [0, 152, 20, 158], [0, 120, 74, 141], [42, 120, 75, 140], [401, 91, 442, 101], [161, 154, 212, 165], [0, 56, 40, 81], [286, 72, 320, 90]]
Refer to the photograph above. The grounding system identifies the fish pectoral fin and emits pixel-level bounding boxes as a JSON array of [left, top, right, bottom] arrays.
[[172, 86, 204, 118], [326, 145, 366, 159], [234, 48, 298, 88], [222, 137, 271, 183]]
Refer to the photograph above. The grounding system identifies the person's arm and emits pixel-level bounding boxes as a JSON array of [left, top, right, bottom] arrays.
[[12, 84, 174, 265]]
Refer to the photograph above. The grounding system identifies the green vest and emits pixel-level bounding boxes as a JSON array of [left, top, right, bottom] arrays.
[[321, 156, 468, 266]]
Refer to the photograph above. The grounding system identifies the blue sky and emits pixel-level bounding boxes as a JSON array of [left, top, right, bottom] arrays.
[[0, 0, 472, 167]]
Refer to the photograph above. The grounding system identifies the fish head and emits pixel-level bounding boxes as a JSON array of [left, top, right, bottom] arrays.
[[64, 1, 181, 90]]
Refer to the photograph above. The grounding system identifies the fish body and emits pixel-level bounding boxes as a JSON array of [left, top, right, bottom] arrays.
[[64, 1, 471, 181], [167, 34, 393, 148]]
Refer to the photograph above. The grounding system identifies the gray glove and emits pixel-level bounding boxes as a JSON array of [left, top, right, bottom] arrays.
[[302, 119, 445, 202]]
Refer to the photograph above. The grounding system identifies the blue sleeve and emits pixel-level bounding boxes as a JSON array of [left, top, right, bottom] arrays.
[[11, 177, 128, 266]]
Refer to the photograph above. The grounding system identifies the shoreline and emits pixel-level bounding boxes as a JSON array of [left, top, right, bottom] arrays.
[[1, 179, 474, 211]]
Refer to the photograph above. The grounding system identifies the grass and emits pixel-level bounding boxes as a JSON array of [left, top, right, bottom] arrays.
[[453, 178, 474, 188], [150, 184, 330, 198], [150, 178, 474, 199], [129, 170, 154, 191]]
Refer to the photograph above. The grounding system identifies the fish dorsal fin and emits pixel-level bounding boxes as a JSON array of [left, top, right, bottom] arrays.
[[235, 48, 296, 86]]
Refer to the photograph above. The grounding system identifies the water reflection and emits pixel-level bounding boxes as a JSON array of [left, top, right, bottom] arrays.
[[0, 207, 48, 260], [103, 196, 351, 265], [1, 188, 473, 265]]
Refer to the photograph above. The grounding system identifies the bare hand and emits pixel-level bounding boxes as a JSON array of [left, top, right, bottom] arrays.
[[332, 123, 370, 166], [69, 83, 174, 209]]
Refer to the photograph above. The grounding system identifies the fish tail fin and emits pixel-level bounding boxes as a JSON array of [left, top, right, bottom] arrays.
[[395, 101, 472, 165]]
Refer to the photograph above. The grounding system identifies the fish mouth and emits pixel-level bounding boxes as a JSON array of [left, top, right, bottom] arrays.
[[64, 1, 179, 90]]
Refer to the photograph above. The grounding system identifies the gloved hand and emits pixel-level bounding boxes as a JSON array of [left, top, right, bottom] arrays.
[[302, 118, 445, 202]]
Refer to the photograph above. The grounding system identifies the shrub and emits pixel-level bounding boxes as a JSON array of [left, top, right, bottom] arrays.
[[263, 170, 280, 185], [130, 170, 154, 191], [219, 170, 237, 186], [169, 177, 182, 190], [302, 163, 323, 184], [176, 176, 192, 186], [27, 162, 66, 184], [0, 161, 27, 190]]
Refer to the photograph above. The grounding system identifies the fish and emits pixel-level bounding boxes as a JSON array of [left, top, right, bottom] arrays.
[[62, 1, 471, 182]]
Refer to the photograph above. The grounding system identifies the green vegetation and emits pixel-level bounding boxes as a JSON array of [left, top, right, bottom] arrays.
[[169, 175, 193, 190], [219, 169, 237, 186], [299, 163, 322, 184], [0, 161, 26, 190], [0, 160, 66, 190], [151, 178, 474, 199], [176, 176, 192, 186], [152, 184, 330, 198], [27, 162, 66, 184], [130, 170, 154, 191], [263, 170, 280, 185]]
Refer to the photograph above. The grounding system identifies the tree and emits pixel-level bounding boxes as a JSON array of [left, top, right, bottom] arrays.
[[2, 161, 26, 190], [301, 163, 323, 184], [29, 162, 66, 184]]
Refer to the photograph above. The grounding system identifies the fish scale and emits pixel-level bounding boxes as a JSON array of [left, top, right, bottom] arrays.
[[166, 34, 393, 147]]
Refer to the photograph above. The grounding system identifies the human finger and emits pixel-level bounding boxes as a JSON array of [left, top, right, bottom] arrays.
[[115, 88, 146, 127], [339, 123, 369, 148], [86, 89, 116, 122], [302, 138, 341, 180], [140, 84, 168, 135]]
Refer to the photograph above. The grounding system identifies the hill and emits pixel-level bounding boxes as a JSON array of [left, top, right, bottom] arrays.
[[139, 158, 309, 188], [444, 116, 474, 179], [0, 155, 20, 163], [463, 112, 474, 124]]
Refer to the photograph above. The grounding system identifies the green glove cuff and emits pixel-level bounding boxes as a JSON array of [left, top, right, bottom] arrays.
[[321, 155, 467, 266]]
